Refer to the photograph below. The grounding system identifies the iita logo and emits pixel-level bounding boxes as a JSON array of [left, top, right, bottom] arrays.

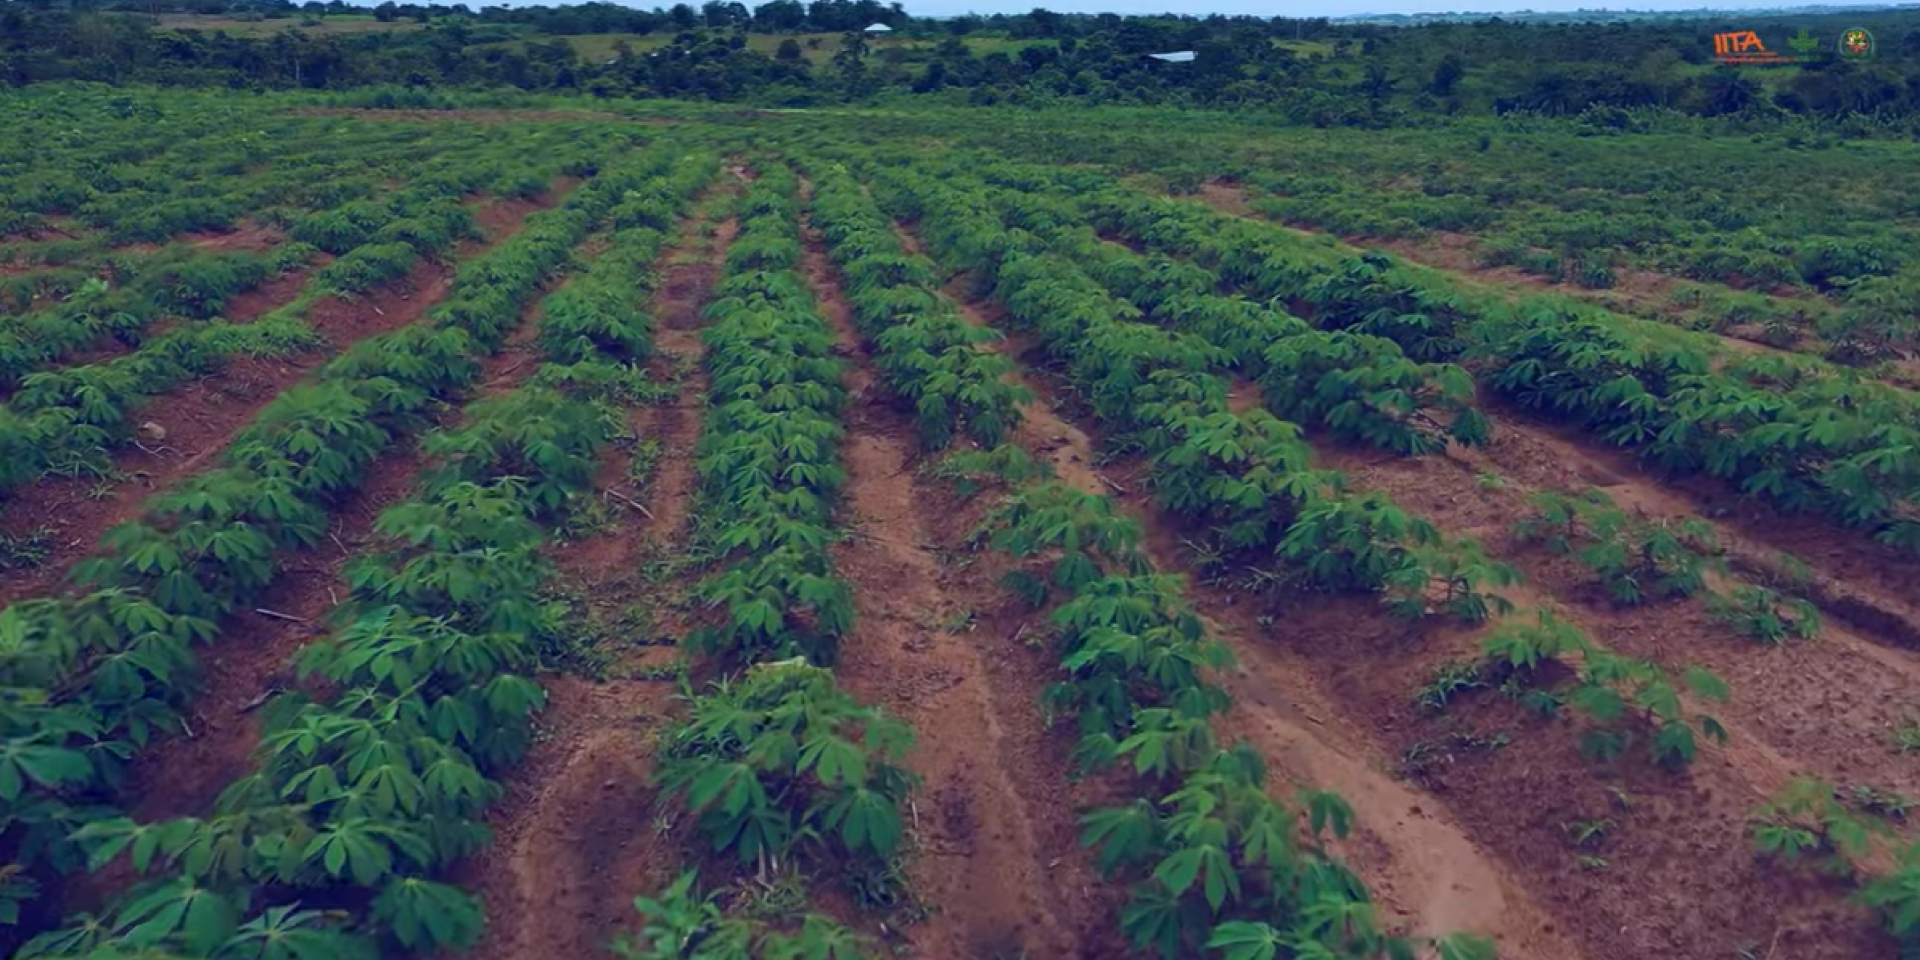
[[1841, 27, 1877, 60], [1712, 29, 1796, 64], [1713, 27, 1879, 64]]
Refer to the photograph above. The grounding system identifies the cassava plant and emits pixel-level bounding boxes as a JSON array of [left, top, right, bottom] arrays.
[[1481, 610, 1731, 769], [1515, 488, 1721, 605], [656, 660, 916, 872], [17, 150, 708, 953]]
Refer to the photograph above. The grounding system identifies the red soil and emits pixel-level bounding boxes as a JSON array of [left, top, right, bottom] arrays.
[[181, 222, 287, 254]]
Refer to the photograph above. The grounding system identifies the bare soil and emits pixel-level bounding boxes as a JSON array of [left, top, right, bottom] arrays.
[[1167, 185, 1917, 957], [1289, 420, 1899, 960], [181, 222, 287, 254]]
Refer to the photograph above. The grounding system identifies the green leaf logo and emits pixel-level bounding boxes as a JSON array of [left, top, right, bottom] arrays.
[[1787, 28, 1819, 54]]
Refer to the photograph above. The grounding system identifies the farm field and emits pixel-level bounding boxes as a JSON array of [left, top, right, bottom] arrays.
[[4, 85, 1920, 960]]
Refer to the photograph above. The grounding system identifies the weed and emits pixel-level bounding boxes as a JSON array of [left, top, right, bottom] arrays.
[[1561, 818, 1616, 849], [560, 495, 617, 540], [1709, 585, 1821, 644], [844, 858, 911, 913], [1890, 720, 1920, 754], [1845, 784, 1916, 822], [1416, 660, 1485, 714], [537, 592, 618, 679], [627, 436, 664, 490], [0, 526, 53, 571], [939, 609, 977, 633]]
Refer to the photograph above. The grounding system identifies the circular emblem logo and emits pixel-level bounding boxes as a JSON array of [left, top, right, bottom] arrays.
[[1841, 27, 1876, 59]]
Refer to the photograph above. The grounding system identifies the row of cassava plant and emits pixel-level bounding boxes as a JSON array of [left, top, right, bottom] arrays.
[[13, 148, 719, 958], [533, 152, 722, 397], [0, 131, 599, 506], [0, 247, 287, 391], [868, 157, 1733, 771], [895, 154, 1822, 635], [935, 452, 1494, 960], [1743, 776, 1920, 953], [863, 159, 1515, 620], [1005, 162, 1920, 555], [0, 116, 653, 506], [618, 165, 906, 960], [0, 151, 675, 935], [938, 162, 1490, 457], [927, 159, 1755, 764], [0, 155, 513, 504], [0, 118, 551, 372], [796, 157, 1031, 450]]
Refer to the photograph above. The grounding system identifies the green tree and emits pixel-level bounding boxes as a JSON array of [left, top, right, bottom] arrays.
[[1701, 66, 1761, 115], [832, 30, 870, 99], [1429, 52, 1463, 95]]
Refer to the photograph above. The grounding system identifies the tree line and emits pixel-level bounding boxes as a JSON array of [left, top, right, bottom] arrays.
[[8, 0, 1920, 132]]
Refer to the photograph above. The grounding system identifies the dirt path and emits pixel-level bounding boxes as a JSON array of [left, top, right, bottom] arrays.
[[462, 187, 739, 960], [0, 192, 562, 607], [891, 223, 1584, 960]]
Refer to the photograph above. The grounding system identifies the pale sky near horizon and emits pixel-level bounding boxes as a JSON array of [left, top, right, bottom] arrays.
[[904, 0, 1887, 18]]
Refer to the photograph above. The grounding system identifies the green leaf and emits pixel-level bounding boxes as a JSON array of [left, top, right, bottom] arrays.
[[373, 878, 485, 951], [1206, 921, 1283, 960], [1436, 932, 1499, 960], [798, 734, 868, 788]]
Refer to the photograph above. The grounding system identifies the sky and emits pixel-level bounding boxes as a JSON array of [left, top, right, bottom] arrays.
[[906, 0, 1894, 18]]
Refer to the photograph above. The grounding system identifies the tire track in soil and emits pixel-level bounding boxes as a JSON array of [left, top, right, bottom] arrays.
[[892, 226, 1582, 960], [797, 203, 1102, 960], [0, 190, 566, 608], [461, 187, 741, 960]]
